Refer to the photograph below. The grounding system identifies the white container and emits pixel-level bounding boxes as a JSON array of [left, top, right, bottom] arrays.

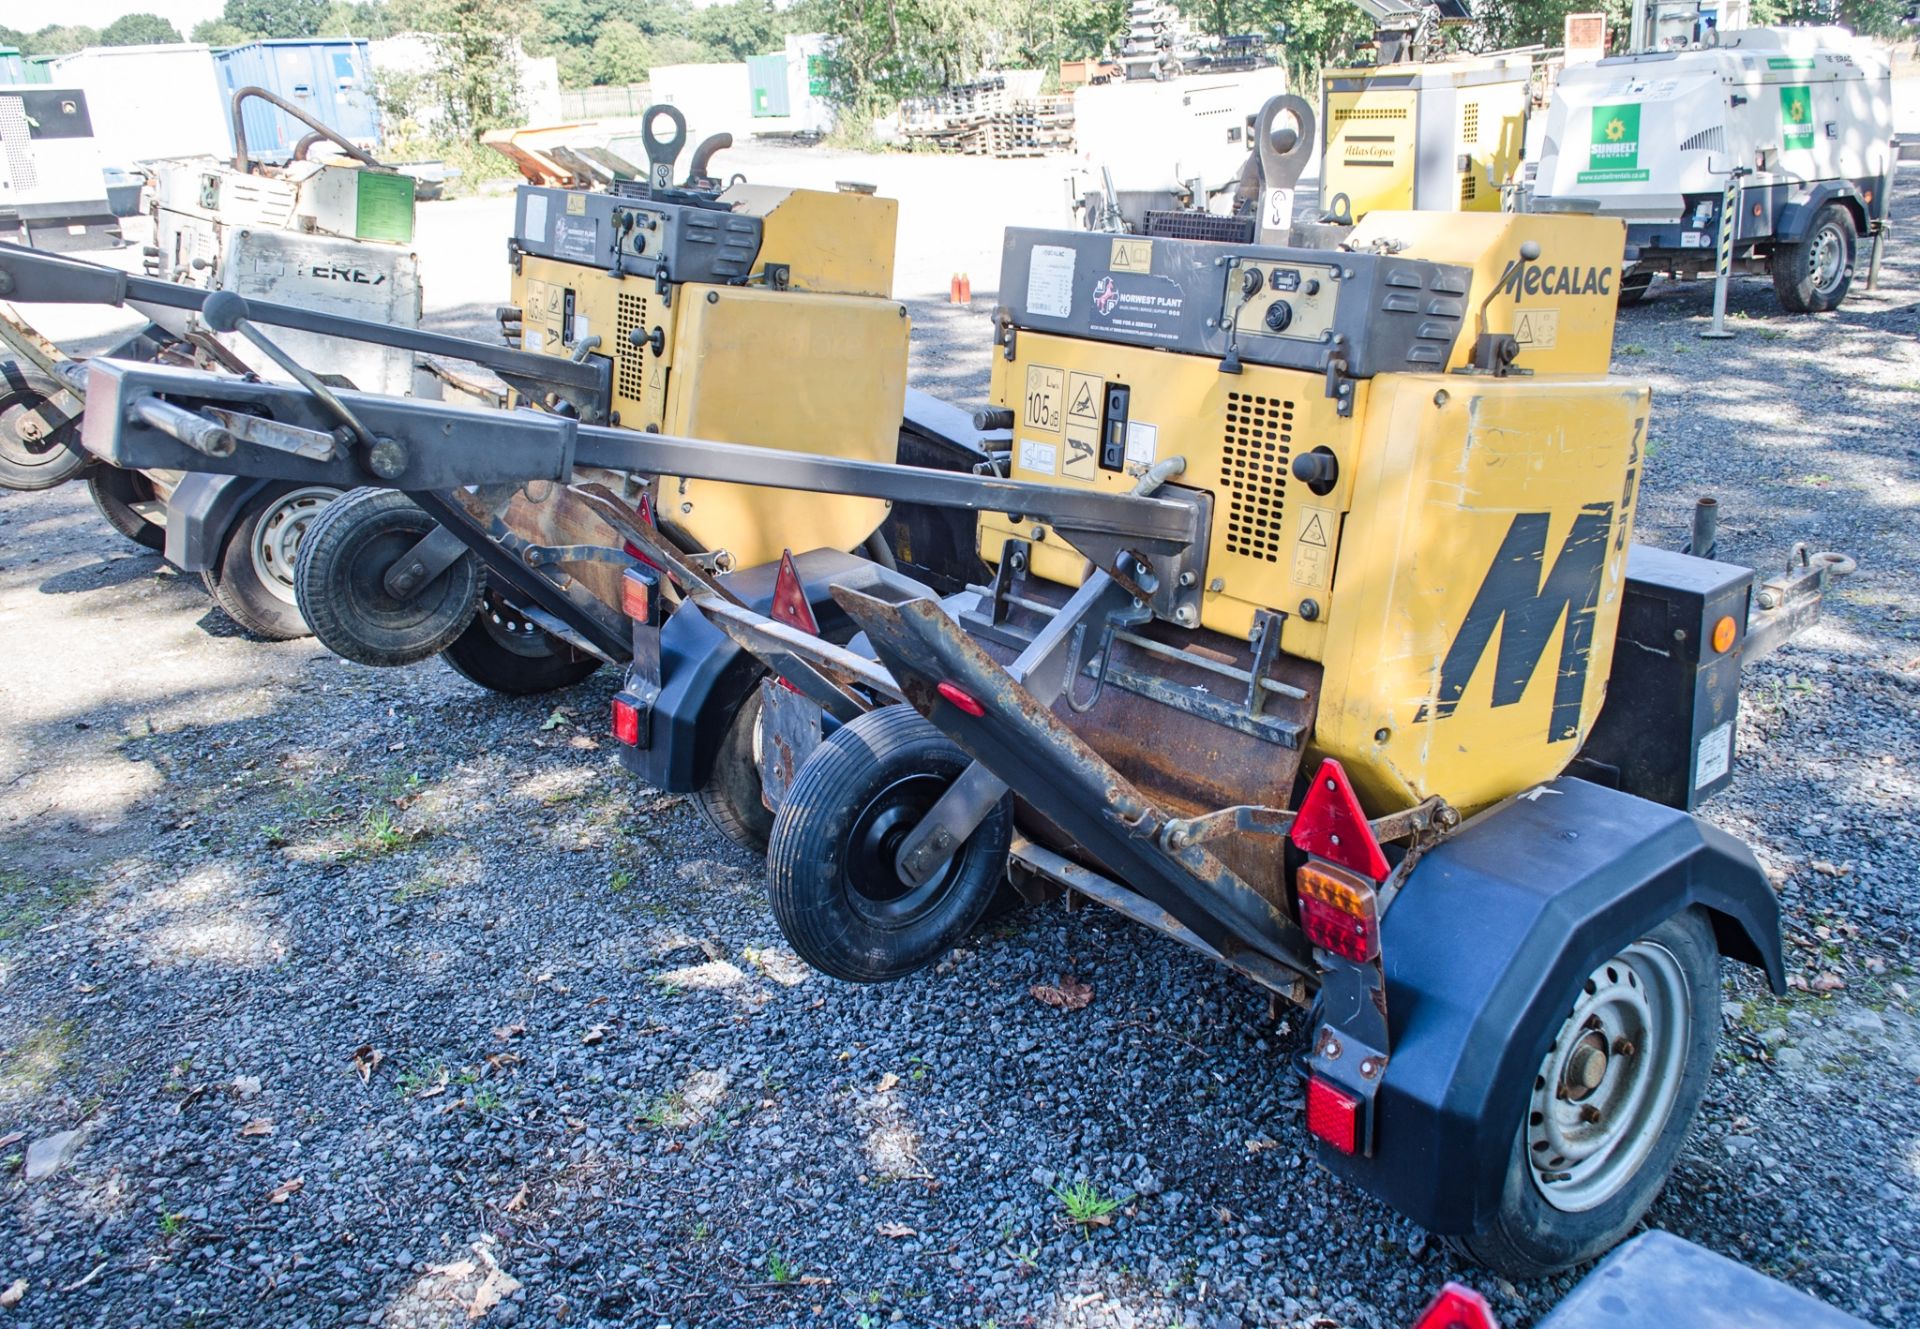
[[48, 44, 231, 169]]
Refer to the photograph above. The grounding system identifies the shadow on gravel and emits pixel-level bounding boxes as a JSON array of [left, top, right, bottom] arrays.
[[34, 552, 163, 595]]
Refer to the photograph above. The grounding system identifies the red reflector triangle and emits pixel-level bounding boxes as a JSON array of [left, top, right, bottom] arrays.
[[1411, 1284, 1499, 1329], [1290, 758, 1391, 882], [771, 549, 819, 636]]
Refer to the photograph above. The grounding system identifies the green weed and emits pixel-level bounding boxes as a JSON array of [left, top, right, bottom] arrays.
[[1053, 1179, 1126, 1236]]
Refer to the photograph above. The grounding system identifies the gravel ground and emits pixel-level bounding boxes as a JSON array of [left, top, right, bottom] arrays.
[[1, 155, 1917, 1329]]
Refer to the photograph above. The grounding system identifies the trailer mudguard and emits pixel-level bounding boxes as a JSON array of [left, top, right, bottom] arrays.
[[1315, 775, 1783, 1235], [163, 472, 274, 572], [618, 548, 871, 794], [1772, 180, 1869, 243]]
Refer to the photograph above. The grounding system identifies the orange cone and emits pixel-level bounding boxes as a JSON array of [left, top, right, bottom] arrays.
[[949, 273, 961, 304], [959, 273, 972, 304]]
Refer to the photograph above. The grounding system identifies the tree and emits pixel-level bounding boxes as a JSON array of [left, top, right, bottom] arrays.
[[591, 16, 651, 84], [192, 19, 256, 44], [99, 13, 184, 45], [18, 25, 101, 56], [220, 0, 330, 39], [419, 0, 527, 134]]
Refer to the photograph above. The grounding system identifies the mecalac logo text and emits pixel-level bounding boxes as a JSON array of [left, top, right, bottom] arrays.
[[1505, 263, 1613, 302]]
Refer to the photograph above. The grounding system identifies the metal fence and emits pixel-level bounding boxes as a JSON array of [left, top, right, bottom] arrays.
[[558, 83, 653, 120]]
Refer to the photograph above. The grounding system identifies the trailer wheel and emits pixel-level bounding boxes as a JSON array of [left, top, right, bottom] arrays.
[[696, 685, 774, 855], [1773, 203, 1856, 313], [767, 704, 1011, 983], [1448, 907, 1720, 1278], [0, 363, 87, 492], [86, 466, 166, 552], [294, 487, 482, 667], [203, 483, 341, 640], [441, 590, 601, 695]]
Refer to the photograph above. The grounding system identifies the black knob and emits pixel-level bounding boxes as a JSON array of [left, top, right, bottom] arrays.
[[1303, 278, 1321, 296], [1264, 299, 1293, 332], [1241, 267, 1264, 296], [1291, 450, 1338, 490], [972, 406, 1016, 431]]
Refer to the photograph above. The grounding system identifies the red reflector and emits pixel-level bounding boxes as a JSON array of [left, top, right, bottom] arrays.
[[611, 696, 641, 746], [1298, 894, 1378, 963], [1411, 1284, 1500, 1329], [1305, 1075, 1360, 1155], [936, 680, 986, 716], [1290, 758, 1391, 882], [771, 549, 820, 635]]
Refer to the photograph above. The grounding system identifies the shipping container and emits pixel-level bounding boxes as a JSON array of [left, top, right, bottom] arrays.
[[0, 48, 24, 85], [215, 38, 382, 164]]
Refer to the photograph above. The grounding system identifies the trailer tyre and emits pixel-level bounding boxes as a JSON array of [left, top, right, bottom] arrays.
[[87, 466, 166, 552], [294, 487, 482, 667], [1773, 203, 1856, 313], [0, 362, 87, 492], [441, 590, 602, 695], [203, 483, 341, 640], [695, 685, 774, 856], [1447, 907, 1720, 1278], [768, 704, 1011, 983]]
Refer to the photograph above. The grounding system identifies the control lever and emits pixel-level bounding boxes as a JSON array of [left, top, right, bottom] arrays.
[[202, 290, 407, 479], [1465, 239, 1540, 376]]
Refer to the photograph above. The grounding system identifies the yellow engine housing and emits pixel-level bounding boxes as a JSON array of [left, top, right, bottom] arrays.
[[509, 183, 909, 571], [983, 213, 1646, 815]]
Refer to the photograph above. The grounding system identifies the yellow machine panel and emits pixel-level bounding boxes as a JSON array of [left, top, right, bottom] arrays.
[[661, 285, 907, 569], [1323, 86, 1418, 217], [1320, 56, 1530, 221], [720, 183, 900, 298], [1348, 211, 1628, 375], [514, 254, 677, 428], [1314, 375, 1648, 813]]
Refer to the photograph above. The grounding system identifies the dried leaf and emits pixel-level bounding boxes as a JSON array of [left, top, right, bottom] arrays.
[[540, 708, 573, 731], [239, 1118, 276, 1138], [567, 734, 600, 751], [267, 1177, 304, 1204], [350, 1045, 384, 1083], [493, 1022, 526, 1042], [0, 1130, 23, 1150], [1245, 1136, 1281, 1153], [1811, 972, 1847, 992], [504, 1184, 530, 1213], [1030, 975, 1094, 1011], [417, 1069, 451, 1100], [582, 1024, 610, 1046], [485, 1052, 523, 1073], [875, 1222, 916, 1239], [875, 1072, 901, 1094], [0, 1280, 25, 1308]]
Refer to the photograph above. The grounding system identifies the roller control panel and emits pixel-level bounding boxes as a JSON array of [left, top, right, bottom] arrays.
[[999, 228, 1472, 378], [511, 185, 761, 286]]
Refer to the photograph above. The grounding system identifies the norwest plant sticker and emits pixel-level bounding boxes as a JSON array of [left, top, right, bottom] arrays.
[[1579, 103, 1649, 183]]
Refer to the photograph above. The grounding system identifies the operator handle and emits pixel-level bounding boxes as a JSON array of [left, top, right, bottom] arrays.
[[128, 395, 235, 458], [200, 290, 386, 465]]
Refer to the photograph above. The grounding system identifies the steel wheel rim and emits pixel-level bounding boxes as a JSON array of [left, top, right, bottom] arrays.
[[0, 391, 64, 467], [475, 590, 560, 659], [1526, 939, 1690, 1213], [1809, 225, 1845, 294], [843, 773, 958, 927], [251, 487, 340, 604]]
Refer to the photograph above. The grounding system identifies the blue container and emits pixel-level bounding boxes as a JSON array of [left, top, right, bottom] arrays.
[[214, 38, 382, 165], [0, 48, 24, 85]]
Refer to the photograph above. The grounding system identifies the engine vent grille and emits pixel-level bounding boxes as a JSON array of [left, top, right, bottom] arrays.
[[1143, 210, 1256, 244], [1333, 106, 1408, 123], [1460, 171, 1478, 204], [615, 291, 650, 404], [1221, 392, 1292, 563], [1679, 126, 1727, 153], [1461, 101, 1481, 146], [0, 97, 36, 191]]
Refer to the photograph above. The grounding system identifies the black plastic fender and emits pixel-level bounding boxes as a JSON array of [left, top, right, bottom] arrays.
[[616, 548, 871, 794], [1314, 775, 1783, 1236], [163, 471, 275, 572], [1772, 181, 1868, 244]]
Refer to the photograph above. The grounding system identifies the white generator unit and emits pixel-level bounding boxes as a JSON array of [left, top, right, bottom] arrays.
[[0, 87, 120, 251], [1531, 26, 1894, 312]]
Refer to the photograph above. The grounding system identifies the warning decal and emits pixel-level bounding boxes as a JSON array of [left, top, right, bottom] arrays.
[[1024, 365, 1064, 433], [1067, 372, 1100, 425], [1514, 309, 1559, 350], [1018, 437, 1058, 476], [1293, 505, 1335, 589], [1109, 238, 1152, 272]]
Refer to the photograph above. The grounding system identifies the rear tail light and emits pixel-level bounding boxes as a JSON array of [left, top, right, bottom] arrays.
[[611, 694, 642, 746], [1296, 861, 1380, 962], [1290, 758, 1391, 882], [1410, 1284, 1499, 1329], [1305, 1075, 1360, 1155], [621, 565, 659, 624], [936, 680, 986, 716]]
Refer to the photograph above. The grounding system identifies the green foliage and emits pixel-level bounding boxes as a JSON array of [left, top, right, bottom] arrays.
[[99, 13, 183, 45], [222, 0, 331, 38], [411, 0, 529, 134], [1173, 0, 1367, 80], [592, 17, 653, 84], [13, 25, 101, 57], [192, 19, 257, 44]]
